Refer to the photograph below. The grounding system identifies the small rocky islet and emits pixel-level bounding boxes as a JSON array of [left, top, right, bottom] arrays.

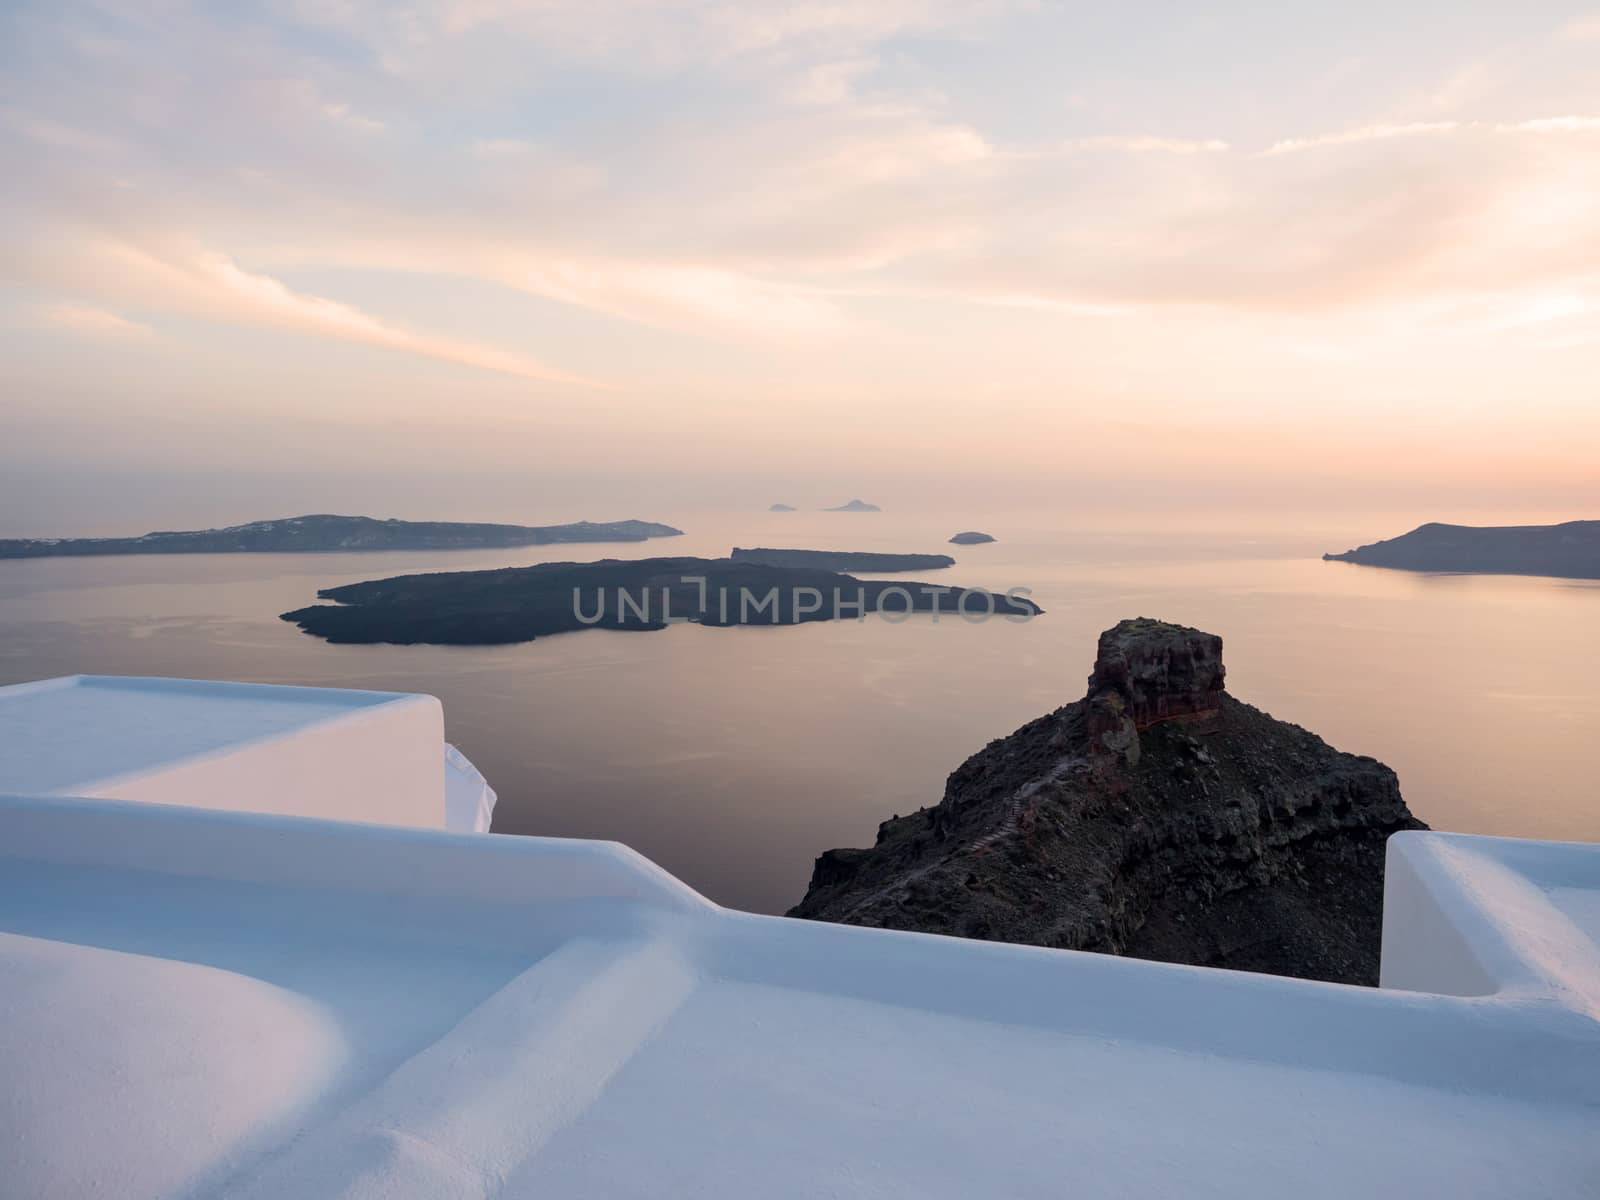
[[824, 499, 881, 512], [789, 618, 1425, 985]]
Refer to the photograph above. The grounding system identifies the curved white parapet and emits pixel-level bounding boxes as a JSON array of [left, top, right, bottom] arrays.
[[0, 792, 1597, 1198], [1381, 831, 1600, 1018], [0, 792, 716, 918], [0, 675, 463, 830], [1, 681, 1598, 1198], [444, 743, 497, 833]]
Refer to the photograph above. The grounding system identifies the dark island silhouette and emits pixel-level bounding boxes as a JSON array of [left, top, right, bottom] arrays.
[[768, 503, 797, 512], [281, 556, 1039, 645], [730, 548, 953, 572], [824, 499, 881, 512], [0, 514, 683, 559], [1324, 520, 1600, 579], [949, 531, 996, 545]]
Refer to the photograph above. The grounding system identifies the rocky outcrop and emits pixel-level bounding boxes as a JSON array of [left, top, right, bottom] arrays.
[[948, 531, 996, 545], [824, 499, 881, 512], [789, 618, 1425, 985], [1084, 618, 1225, 763]]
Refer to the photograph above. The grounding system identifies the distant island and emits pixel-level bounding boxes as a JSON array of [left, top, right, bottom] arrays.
[[1324, 520, 1600, 579], [0, 514, 684, 559], [730, 548, 953, 572], [281, 555, 1039, 645], [948, 531, 996, 545], [768, 503, 797, 512], [824, 499, 880, 512]]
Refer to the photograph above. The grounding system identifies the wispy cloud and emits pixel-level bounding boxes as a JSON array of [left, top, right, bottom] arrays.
[[76, 237, 606, 387], [1262, 121, 1459, 156], [294, 0, 1025, 82], [319, 101, 386, 135], [324, 238, 851, 339], [1262, 115, 1600, 157], [1059, 135, 1230, 155], [31, 303, 154, 339], [2, 0, 1599, 517], [4, 0, 1600, 417], [1497, 115, 1600, 133], [192, 250, 602, 386]]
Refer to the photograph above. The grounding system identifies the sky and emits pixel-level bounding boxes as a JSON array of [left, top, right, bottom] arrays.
[[3, 1, 1599, 534]]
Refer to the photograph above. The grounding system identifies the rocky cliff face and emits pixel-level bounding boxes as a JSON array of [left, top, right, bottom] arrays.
[[789, 619, 1425, 985]]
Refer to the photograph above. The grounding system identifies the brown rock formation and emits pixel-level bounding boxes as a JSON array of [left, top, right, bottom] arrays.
[[1085, 618, 1225, 766], [788, 618, 1426, 985]]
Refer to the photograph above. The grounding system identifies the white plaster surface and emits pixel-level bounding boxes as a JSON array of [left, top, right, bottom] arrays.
[[0, 676, 448, 828], [445, 742, 498, 833], [1382, 832, 1600, 1018], [2, 789, 1598, 1200]]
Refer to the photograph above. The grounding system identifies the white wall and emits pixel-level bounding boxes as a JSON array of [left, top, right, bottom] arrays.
[[1380, 833, 1501, 996], [73, 695, 446, 830]]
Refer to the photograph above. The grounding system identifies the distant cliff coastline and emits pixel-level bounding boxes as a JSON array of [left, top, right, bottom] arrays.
[[282, 555, 1040, 645], [0, 514, 684, 559], [790, 619, 1424, 985], [1324, 520, 1600, 579]]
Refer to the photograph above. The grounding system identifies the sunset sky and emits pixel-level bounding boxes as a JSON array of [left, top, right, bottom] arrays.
[[3, 2, 1599, 532]]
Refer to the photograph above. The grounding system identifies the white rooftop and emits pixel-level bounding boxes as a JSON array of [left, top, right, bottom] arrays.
[[0, 675, 493, 831], [1, 682, 1597, 1198], [0, 675, 405, 796]]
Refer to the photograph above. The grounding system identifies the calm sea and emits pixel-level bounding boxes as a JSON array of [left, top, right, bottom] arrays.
[[3, 509, 1597, 914]]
